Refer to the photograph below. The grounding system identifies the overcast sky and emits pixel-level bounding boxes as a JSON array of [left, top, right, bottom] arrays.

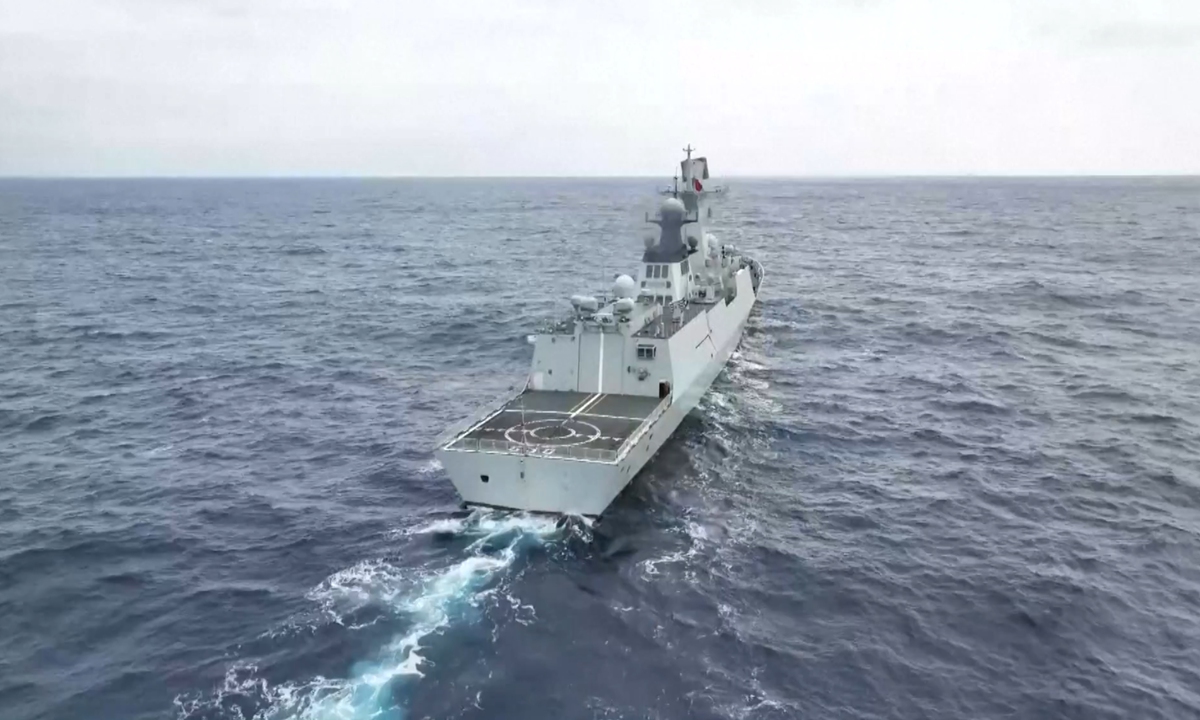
[[2, 0, 1198, 176]]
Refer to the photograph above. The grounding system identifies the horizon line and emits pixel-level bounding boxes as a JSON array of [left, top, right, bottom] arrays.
[[2, 172, 1199, 181]]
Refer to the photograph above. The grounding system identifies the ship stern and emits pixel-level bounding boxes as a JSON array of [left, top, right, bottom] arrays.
[[436, 447, 628, 517]]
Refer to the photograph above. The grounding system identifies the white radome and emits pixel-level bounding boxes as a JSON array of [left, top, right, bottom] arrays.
[[659, 197, 686, 217], [571, 294, 599, 312]]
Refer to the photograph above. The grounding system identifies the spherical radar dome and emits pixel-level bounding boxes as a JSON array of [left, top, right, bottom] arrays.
[[612, 274, 638, 299], [659, 197, 686, 218]]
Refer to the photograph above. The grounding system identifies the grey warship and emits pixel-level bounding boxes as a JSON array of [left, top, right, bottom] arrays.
[[435, 146, 764, 516]]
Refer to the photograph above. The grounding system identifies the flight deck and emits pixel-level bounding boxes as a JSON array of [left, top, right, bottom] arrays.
[[446, 390, 664, 461]]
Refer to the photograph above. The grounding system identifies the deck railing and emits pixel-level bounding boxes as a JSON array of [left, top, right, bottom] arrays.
[[445, 437, 619, 463], [614, 398, 670, 462]]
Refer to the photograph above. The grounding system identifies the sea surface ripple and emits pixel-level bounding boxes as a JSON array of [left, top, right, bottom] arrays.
[[1, 177, 1199, 720]]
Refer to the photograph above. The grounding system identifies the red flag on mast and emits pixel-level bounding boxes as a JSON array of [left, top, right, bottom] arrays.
[[693, 178, 703, 192]]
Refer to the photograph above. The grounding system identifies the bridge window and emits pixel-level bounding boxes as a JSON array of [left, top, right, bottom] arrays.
[[637, 344, 657, 360]]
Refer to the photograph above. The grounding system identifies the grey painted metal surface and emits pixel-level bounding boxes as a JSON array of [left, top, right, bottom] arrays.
[[434, 147, 765, 516]]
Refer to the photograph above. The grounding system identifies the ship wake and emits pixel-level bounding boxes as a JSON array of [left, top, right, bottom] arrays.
[[175, 509, 581, 720]]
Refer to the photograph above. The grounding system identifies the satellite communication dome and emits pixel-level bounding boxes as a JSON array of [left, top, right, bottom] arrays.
[[571, 294, 599, 313], [659, 197, 686, 218], [611, 274, 638, 299]]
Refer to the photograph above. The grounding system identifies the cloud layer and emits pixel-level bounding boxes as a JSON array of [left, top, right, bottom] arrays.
[[2, 0, 1198, 176]]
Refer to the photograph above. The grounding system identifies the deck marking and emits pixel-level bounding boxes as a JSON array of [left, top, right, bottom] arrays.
[[455, 406, 507, 443], [564, 393, 598, 416], [570, 393, 606, 419], [503, 418, 602, 448]]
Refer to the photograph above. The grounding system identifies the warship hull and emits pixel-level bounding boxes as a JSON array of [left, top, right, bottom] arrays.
[[435, 259, 761, 516]]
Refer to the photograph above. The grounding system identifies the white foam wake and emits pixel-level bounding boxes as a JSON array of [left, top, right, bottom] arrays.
[[401, 508, 562, 540], [177, 510, 566, 720], [640, 520, 710, 579]]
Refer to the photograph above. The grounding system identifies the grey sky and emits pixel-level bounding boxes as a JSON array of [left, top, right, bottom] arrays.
[[2, 0, 1198, 176]]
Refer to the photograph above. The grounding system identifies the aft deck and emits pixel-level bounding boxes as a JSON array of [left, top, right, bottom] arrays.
[[444, 390, 665, 462]]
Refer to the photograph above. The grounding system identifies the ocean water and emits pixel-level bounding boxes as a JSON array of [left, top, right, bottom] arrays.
[[1, 176, 1199, 720]]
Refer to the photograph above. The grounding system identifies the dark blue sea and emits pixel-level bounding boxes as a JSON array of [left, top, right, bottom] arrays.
[[2, 177, 1199, 720]]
